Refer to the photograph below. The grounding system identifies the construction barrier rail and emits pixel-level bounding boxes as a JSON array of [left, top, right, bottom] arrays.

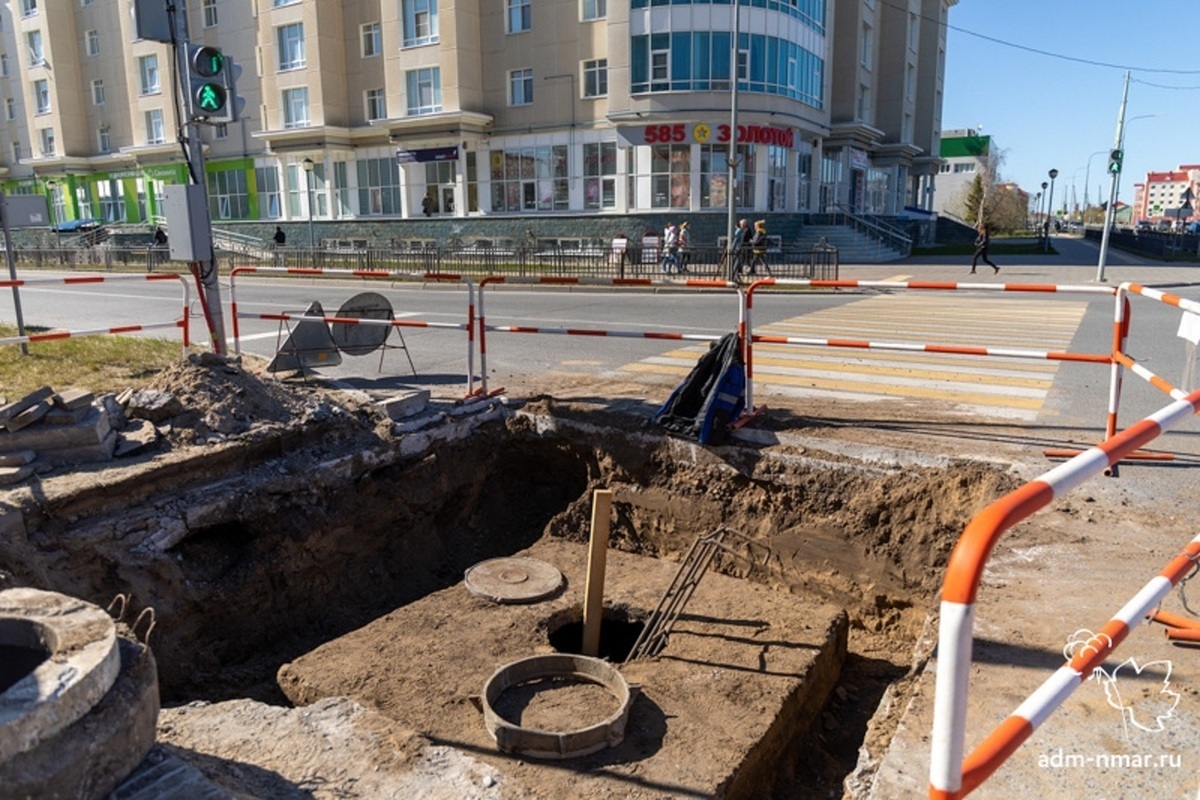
[[740, 278, 1118, 414], [228, 266, 476, 397], [928, 387, 1200, 799], [476, 275, 742, 395], [1, 273, 191, 356]]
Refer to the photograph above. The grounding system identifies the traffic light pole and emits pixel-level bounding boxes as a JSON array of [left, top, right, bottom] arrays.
[[1096, 71, 1130, 283], [172, 3, 227, 354]]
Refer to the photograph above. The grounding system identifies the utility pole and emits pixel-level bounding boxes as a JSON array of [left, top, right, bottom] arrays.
[[724, 0, 741, 279], [1096, 71, 1130, 283]]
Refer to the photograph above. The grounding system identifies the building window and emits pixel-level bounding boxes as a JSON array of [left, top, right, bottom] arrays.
[[277, 23, 306, 71], [98, 126, 110, 153], [4, 98, 13, 120], [0, 54, 7, 76], [214, 123, 228, 140], [489, 146, 569, 211], [86, 30, 99, 56], [138, 55, 160, 95], [75, 185, 93, 220], [582, 0, 605, 20], [356, 157, 402, 215], [256, 166, 282, 219], [272, 0, 299, 6], [768, 145, 787, 211], [650, 48, 668, 84], [507, 0, 530, 33], [92, 79, 105, 105], [402, 0, 438, 46], [145, 109, 165, 144], [424, 161, 456, 215], [11, 141, 21, 162], [33, 79, 49, 114], [282, 87, 310, 128], [700, 144, 753, 208], [509, 68, 533, 106], [583, 59, 607, 97], [98, 179, 124, 222], [647, 144, 689, 209], [39, 127, 55, 156], [208, 169, 249, 219], [27, 31, 43, 66], [857, 84, 870, 121], [905, 64, 915, 102], [583, 142, 616, 209], [405, 67, 441, 115], [909, 12, 919, 51], [861, 22, 872, 69], [20, 0, 37, 18], [365, 88, 386, 120], [362, 22, 381, 56], [203, 0, 218, 27]]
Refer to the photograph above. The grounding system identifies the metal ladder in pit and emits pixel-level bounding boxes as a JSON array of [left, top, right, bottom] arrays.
[[625, 526, 771, 663]]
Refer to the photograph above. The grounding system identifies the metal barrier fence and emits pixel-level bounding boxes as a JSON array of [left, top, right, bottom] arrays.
[[0, 273, 190, 355], [476, 276, 742, 396], [740, 278, 1118, 414]]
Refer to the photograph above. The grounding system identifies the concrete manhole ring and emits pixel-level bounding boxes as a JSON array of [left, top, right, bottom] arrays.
[[464, 557, 563, 604], [480, 654, 639, 759]]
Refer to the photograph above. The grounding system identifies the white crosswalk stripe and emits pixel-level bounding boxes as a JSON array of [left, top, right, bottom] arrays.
[[620, 294, 1091, 420]]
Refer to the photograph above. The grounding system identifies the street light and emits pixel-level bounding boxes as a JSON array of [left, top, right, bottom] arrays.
[[1039, 181, 1048, 243], [302, 157, 315, 248], [1083, 149, 1108, 222], [1043, 169, 1058, 252]]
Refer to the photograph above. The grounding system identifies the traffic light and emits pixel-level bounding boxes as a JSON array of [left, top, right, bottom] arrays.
[[217, 56, 245, 124], [1108, 149, 1123, 175], [186, 44, 228, 120]]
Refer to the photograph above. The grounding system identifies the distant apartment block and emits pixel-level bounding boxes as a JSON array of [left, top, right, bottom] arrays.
[[0, 0, 957, 232], [1132, 165, 1199, 227], [930, 128, 992, 218]]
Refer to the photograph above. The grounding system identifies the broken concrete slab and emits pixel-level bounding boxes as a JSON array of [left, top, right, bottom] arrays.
[[125, 390, 183, 424], [0, 465, 35, 486], [3, 401, 52, 432], [0, 408, 111, 453], [54, 389, 95, 412], [0, 387, 54, 428], [115, 420, 160, 458], [373, 390, 431, 421], [43, 406, 91, 426], [0, 450, 35, 467]]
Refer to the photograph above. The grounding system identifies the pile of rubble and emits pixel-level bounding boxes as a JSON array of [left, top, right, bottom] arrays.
[[0, 386, 159, 486]]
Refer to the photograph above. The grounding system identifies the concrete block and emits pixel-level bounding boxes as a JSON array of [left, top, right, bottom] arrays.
[[374, 390, 431, 421], [43, 406, 91, 426], [115, 420, 160, 458], [39, 430, 117, 466], [54, 388, 95, 411], [0, 408, 112, 452], [0, 387, 53, 427], [4, 401, 52, 432], [0, 450, 35, 467]]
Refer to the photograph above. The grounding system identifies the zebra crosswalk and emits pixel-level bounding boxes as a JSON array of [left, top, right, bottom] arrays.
[[620, 293, 1091, 420]]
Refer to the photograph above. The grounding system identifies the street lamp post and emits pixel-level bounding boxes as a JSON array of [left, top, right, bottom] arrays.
[[1043, 169, 1058, 252], [302, 157, 315, 249], [1083, 149, 1108, 223], [1039, 181, 1048, 243], [1032, 191, 1041, 232]]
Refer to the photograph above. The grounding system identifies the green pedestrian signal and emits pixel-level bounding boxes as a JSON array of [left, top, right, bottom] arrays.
[[186, 44, 228, 120], [1108, 149, 1123, 175]]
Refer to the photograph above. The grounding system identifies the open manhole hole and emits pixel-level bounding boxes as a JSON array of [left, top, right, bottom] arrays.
[[547, 608, 645, 663], [0, 642, 50, 694]]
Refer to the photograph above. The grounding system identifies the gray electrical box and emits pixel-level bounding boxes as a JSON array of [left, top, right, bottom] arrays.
[[1, 195, 51, 228], [164, 184, 212, 262]]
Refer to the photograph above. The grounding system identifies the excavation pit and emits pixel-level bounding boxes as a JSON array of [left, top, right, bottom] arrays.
[[0, 386, 1016, 796]]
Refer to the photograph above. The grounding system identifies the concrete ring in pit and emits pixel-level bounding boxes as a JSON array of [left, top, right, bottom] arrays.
[[481, 653, 638, 759], [0, 587, 120, 761], [464, 556, 564, 604]]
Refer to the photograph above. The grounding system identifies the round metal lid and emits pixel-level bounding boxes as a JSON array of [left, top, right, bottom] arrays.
[[465, 557, 564, 604], [331, 291, 393, 356]]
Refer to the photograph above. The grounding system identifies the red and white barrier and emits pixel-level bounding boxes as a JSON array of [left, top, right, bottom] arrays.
[[1, 273, 190, 355], [476, 275, 742, 395], [741, 278, 1117, 414], [228, 266, 475, 396], [928, 388, 1200, 798]]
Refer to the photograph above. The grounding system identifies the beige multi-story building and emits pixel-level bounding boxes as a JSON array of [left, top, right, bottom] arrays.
[[0, 0, 955, 238]]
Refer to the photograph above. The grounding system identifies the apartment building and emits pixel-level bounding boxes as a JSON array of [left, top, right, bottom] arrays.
[[0, 0, 955, 237], [1131, 165, 1199, 228], [930, 128, 990, 217]]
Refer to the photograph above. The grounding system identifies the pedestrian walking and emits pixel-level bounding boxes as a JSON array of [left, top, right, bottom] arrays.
[[677, 221, 691, 273], [660, 222, 680, 273], [273, 226, 287, 246], [748, 219, 770, 276], [970, 223, 998, 274]]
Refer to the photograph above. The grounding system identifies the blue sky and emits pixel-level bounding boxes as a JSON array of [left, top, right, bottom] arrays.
[[941, 0, 1199, 214]]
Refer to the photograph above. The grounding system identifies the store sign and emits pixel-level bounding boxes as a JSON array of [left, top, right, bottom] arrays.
[[617, 122, 796, 148], [395, 146, 459, 164], [850, 148, 870, 170]]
